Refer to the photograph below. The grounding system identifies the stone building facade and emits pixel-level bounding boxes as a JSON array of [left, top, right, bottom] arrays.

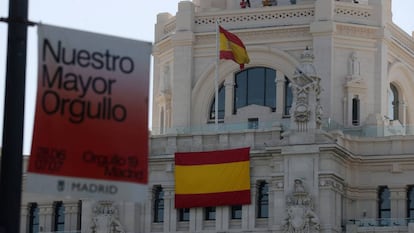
[[20, 0, 414, 233]]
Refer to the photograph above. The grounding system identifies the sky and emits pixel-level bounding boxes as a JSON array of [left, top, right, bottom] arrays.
[[0, 0, 413, 154]]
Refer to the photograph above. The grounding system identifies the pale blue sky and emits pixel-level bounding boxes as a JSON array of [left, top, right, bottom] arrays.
[[0, 0, 413, 154]]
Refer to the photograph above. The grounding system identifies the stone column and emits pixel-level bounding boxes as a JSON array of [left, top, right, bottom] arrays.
[[163, 186, 176, 232], [246, 182, 257, 229], [271, 178, 285, 230], [144, 189, 154, 233], [390, 187, 407, 221], [64, 202, 80, 231], [311, 0, 335, 119], [224, 77, 235, 118], [38, 204, 53, 232], [275, 70, 285, 117]]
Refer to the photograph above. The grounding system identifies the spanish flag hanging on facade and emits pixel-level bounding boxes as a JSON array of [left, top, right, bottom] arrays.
[[175, 147, 251, 208], [219, 26, 250, 70]]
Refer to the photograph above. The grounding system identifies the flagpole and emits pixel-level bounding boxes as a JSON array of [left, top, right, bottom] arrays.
[[215, 18, 220, 130]]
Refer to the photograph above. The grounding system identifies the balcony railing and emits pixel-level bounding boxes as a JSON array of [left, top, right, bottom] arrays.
[[348, 218, 414, 227], [151, 118, 414, 138]]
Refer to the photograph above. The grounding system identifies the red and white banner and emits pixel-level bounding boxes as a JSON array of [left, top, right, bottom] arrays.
[[27, 24, 151, 201]]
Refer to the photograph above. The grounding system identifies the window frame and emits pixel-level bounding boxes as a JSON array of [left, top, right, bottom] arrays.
[[257, 181, 269, 218], [153, 186, 164, 223], [204, 206, 216, 221], [178, 208, 190, 222], [408, 186, 414, 220], [378, 186, 390, 226], [29, 203, 40, 233], [231, 205, 242, 220], [53, 201, 65, 231], [233, 67, 276, 114]]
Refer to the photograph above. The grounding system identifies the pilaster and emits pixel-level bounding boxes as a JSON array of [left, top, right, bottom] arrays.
[[171, 1, 195, 129]]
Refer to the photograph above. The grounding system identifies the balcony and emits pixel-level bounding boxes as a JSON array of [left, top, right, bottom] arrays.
[[346, 218, 414, 232]]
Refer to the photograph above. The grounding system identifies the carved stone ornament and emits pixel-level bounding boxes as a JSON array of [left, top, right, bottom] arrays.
[[91, 201, 126, 233], [290, 47, 323, 131], [283, 179, 320, 233]]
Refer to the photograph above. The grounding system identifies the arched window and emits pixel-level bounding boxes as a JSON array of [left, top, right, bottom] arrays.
[[234, 67, 276, 113], [378, 186, 390, 226], [257, 181, 269, 218], [352, 95, 360, 126], [53, 201, 65, 231], [153, 186, 164, 223], [389, 84, 399, 121], [29, 203, 39, 233], [209, 84, 225, 120], [209, 68, 292, 120]]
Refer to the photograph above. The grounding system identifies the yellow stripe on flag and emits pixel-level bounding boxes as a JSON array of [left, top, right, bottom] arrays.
[[175, 161, 250, 194]]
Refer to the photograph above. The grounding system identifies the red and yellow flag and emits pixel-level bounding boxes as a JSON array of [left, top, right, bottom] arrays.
[[219, 26, 250, 70], [175, 147, 251, 208]]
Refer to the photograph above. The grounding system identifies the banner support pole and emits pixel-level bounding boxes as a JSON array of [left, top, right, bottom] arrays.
[[0, 0, 29, 232]]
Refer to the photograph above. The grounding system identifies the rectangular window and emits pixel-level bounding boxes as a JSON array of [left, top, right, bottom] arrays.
[[378, 186, 390, 226], [204, 207, 216, 220], [247, 68, 265, 106], [29, 203, 39, 233], [257, 181, 269, 218], [153, 186, 164, 223], [248, 118, 259, 129], [178, 208, 190, 222], [284, 78, 293, 116], [53, 201, 65, 231], [352, 96, 360, 126], [231, 205, 242, 219], [408, 186, 414, 220]]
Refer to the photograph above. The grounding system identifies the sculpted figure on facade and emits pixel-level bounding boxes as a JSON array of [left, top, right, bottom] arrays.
[[159, 63, 171, 95], [91, 201, 126, 233], [283, 179, 320, 233], [348, 51, 360, 78]]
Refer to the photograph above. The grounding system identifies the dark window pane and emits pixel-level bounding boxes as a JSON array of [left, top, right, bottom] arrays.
[[257, 181, 269, 218], [231, 205, 242, 219], [247, 68, 265, 106], [352, 97, 360, 125], [54, 201, 65, 231], [29, 203, 40, 233], [154, 186, 164, 223], [205, 207, 216, 220], [234, 67, 276, 113], [408, 186, 414, 218], [284, 78, 293, 115], [235, 71, 247, 111], [378, 186, 390, 219], [210, 85, 226, 119], [265, 69, 276, 110], [179, 208, 190, 222], [390, 84, 399, 120]]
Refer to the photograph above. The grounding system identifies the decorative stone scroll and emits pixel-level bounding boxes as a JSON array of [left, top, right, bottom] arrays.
[[283, 179, 320, 233], [91, 201, 125, 233]]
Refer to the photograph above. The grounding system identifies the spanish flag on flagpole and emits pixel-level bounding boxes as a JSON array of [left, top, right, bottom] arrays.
[[175, 147, 251, 208], [219, 25, 250, 70]]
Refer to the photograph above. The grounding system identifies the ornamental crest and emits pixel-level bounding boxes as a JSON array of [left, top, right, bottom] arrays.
[[91, 201, 125, 233], [283, 179, 320, 233]]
